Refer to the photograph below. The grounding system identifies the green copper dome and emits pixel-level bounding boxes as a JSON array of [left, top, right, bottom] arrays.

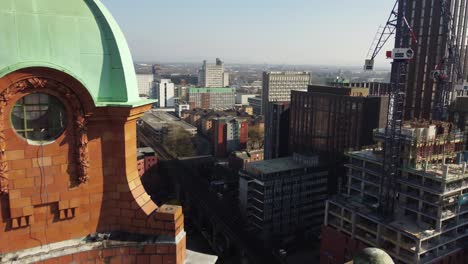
[[354, 248, 394, 264], [0, 0, 148, 107]]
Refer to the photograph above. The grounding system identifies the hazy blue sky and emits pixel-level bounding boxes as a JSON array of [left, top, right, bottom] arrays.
[[101, 0, 396, 67]]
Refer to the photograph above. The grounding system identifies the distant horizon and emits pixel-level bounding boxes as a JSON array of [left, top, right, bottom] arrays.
[[102, 0, 396, 69], [134, 60, 392, 71]]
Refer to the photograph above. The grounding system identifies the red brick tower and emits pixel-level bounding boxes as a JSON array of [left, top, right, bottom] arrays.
[[0, 1, 186, 263]]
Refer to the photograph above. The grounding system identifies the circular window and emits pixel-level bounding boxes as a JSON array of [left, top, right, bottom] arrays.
[[10, 93, 67, 141]]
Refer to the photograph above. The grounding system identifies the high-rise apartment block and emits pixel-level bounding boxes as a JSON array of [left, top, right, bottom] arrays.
[[288, 85, 388, 194], [289, 85, 388, 157], [264, 102, 290, 160], [213, 117, 248, 158], [187, 87, 235, 110], [239, 153, 328, 242], [450, 96, 468, 145], [261, 72, 310, 115], [155, 79, 175, 108], [347, 81, 391, 96], [136, 73, 155, 97], [321, 121, 468, 264], [198, 58, 229, 87], [262, 72, 310, 160], [395, 0, 468, 120]]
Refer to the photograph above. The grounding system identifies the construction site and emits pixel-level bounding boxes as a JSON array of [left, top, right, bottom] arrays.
[[322, 120, 468, 263], [320, 0, 468, 263]]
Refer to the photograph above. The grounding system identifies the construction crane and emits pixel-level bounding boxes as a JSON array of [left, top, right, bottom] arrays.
[[431, 0, 464, 121], [364, 0, 416, 217], [363, 1, 398, 71], [364, 0, 417, 71]]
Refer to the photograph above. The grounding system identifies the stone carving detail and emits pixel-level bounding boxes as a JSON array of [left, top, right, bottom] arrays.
[[0, 77, 90, 194], [0, 87, 13, 194], [75, 115, 90, 183]]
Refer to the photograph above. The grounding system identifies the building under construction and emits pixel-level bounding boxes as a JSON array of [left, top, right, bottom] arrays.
[[320, 121, 468, 264]]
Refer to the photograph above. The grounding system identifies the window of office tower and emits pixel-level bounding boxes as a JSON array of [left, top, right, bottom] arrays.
[[11, 93, 67, 142]]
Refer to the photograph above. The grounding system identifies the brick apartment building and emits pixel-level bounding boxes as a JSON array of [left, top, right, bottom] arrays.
[[187, 87, 235, 110], [213, 117, 248, 158], [0, 1, 186, 263], [228, 149, 264, 172]]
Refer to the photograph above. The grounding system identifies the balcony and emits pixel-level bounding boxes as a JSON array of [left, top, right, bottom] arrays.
[[420, 240, 439, 253], [399, 248, 415, 260], [445, 182, 468, 192], [424, 194, 440, 204], [441, 209, 456, 219], [381, 230, 397, 243], [350, 183, 362, 191], [461, 205, 468, 213], [404, 203, 419, 211], [400, 189, 421, 200], [328, 216, 341, 228]]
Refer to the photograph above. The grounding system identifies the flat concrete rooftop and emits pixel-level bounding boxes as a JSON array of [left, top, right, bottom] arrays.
[[246, 156, 312, 175]]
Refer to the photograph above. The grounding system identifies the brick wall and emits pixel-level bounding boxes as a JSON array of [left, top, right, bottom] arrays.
[[0, 68, 186, 263]]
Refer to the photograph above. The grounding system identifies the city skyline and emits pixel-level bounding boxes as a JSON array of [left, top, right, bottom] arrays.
[[101, 0, 396, 67]]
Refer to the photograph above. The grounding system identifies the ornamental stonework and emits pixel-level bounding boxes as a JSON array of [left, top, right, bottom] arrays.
[[0, 77, 90, 194]]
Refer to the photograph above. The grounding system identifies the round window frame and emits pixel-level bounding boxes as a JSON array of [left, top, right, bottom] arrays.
[[10, 92, 68, 144]]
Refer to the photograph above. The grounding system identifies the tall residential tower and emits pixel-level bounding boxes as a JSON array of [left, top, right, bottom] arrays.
[[198, 58, 230, 87], [262, 72, 310, 159], [155, 79, 175, 108], [396, 0, 468, 120]]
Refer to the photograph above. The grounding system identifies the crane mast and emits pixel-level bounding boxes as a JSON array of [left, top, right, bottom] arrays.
[[364, 0, 414, 217]]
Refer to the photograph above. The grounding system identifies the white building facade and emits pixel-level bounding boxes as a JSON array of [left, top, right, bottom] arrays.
[[155, 79, 175, 108], [136, 73, 155, 97], [261, 71, 310, 115], [198, 58, 229, 87], [235, 94, 256, 105]]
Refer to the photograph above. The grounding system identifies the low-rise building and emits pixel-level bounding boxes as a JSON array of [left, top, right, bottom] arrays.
[[139, 110, 197, 145], [239, 153, 328, 243], [237, 105, 253, 116], [236, 93, 257, 105], [248, 96, 262, 115], [174, 99, 190, 117], [228, 149, 264, 172], [137, 147, 158, 177]]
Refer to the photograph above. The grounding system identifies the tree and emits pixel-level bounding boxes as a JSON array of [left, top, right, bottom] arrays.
[[248, 125, 264, 150], [164, 125, 195, 157]]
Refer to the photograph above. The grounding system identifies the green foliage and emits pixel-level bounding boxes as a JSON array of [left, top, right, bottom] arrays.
[[164, 125, 195, 157], [248, 125, 264, 150]]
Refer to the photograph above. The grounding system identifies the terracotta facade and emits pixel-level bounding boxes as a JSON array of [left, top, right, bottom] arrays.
[[0, 68, 185, 263]]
